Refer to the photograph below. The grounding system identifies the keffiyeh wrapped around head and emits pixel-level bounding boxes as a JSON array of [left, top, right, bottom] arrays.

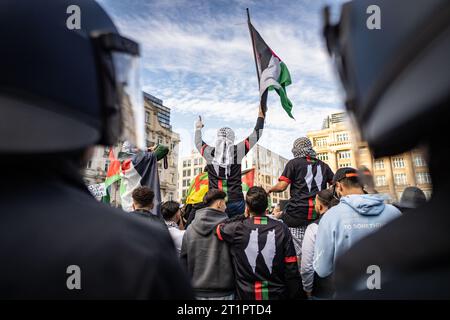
[[213, 127, 235, 177], [292, 137, 316, 158]]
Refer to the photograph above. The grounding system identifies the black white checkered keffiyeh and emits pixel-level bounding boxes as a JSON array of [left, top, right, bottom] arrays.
[[291, 137, 316, 158], [289, 226, 307, 258], [212, 127, 235, 177]]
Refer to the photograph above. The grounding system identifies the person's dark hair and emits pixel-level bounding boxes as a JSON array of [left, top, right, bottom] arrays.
[[203, 189, 227, 207], [340, 176, 363, 189], [333, 167, 363, 189], [132, 186, 154, 208], [245, 186, 268, 216], [316, 189, 339, 209], [161, 201, 180, 221]]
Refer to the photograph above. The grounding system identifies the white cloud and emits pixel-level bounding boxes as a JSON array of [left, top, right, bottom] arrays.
[[99, 0, 345, 158]]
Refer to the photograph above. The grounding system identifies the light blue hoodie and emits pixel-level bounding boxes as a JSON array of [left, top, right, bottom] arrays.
[[313, 194, 401, 278]]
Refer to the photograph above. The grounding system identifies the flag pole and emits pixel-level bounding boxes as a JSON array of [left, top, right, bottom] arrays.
[[247, 8, 260, 86], [247, 8, 268, 116], [246, 8, 264, 183]]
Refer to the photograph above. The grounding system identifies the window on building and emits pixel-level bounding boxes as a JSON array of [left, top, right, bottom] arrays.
[[375, 175, 387, 187], [194, 158, 199, 166], [86, 160, 92, 169], [145, 111, 151, 124], [168, 193, 173, 201], [392, 157, 405, 168], [158, 136, 163, 145], [317, 153, 329, 162], [199, 158, 203, 165], [338, 150, 351, 159], [374, 159, 385, 170], [394, 173, 408, 185], [413, 155, 426, 167], [416, 172, 432, 184], [336, 132, 349, 142], [265, 176, 271, 184], [314, 137, 328, 147], [104, 160, 110, 172]]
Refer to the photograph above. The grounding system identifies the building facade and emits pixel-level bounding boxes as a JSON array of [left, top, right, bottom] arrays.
[[83, 92, 180, 204], [242, 144, 290, 206], [307, 112, 432, 202], [178, 145, 290, 205]]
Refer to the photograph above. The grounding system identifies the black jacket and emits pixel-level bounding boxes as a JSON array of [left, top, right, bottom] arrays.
[[131, 209, 166, 227], [217, 215, 303, 300], [0, 162, 194, 299]]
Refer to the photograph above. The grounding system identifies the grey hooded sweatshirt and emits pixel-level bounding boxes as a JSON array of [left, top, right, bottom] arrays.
[[180, 207, 235, 297]]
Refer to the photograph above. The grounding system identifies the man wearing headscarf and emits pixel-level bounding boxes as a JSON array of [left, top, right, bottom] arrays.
[[195, 105, 265, 217], [268, 137, 334, 270]]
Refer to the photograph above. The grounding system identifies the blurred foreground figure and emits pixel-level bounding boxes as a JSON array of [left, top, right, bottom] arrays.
[[0, 0, 192, 299], [393, 186, 427, 213], [323, 0, 450, 298]]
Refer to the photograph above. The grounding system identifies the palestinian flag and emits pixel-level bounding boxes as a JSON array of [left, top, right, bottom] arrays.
[[120, 151, 162, 215], [241, 168, 255, 192], [102, 149, 122, 203], [248, 22, 294, 119], [185, 169, 256, 204]]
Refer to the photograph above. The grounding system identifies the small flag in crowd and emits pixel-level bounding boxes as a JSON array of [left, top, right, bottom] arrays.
[[241, 168, 255, 192], [102, 149, 122, 203], [185, 172, 209, 205], [185, 169, 256, 204]]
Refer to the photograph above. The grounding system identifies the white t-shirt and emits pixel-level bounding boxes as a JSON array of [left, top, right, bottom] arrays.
[[301, 222, 318, 293], [165, 222, 185, 256]]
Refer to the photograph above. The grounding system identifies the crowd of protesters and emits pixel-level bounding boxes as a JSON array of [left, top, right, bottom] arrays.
[[129, 134, 428, 300], [1, 0, 447, 300]]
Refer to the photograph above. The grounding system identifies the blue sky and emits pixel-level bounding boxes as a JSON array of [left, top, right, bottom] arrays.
[[98, 0, 347, 159]]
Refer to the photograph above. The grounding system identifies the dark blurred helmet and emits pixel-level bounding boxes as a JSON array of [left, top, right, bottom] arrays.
[[0, 0, 145, 153], [395, 186, 427, 210], [323, 0, 450, 157]]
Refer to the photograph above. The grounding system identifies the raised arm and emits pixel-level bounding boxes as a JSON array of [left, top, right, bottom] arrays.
[[268, 160, 293, 194], [194, 116, 214, 162], [236, 105, 265, 160]]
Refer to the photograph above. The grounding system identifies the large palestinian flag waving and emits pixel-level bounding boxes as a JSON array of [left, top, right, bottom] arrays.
[[248, 22, 294, 119]]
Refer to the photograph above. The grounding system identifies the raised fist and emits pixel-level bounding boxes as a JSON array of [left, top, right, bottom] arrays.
[[195, 115, 204, 129]]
